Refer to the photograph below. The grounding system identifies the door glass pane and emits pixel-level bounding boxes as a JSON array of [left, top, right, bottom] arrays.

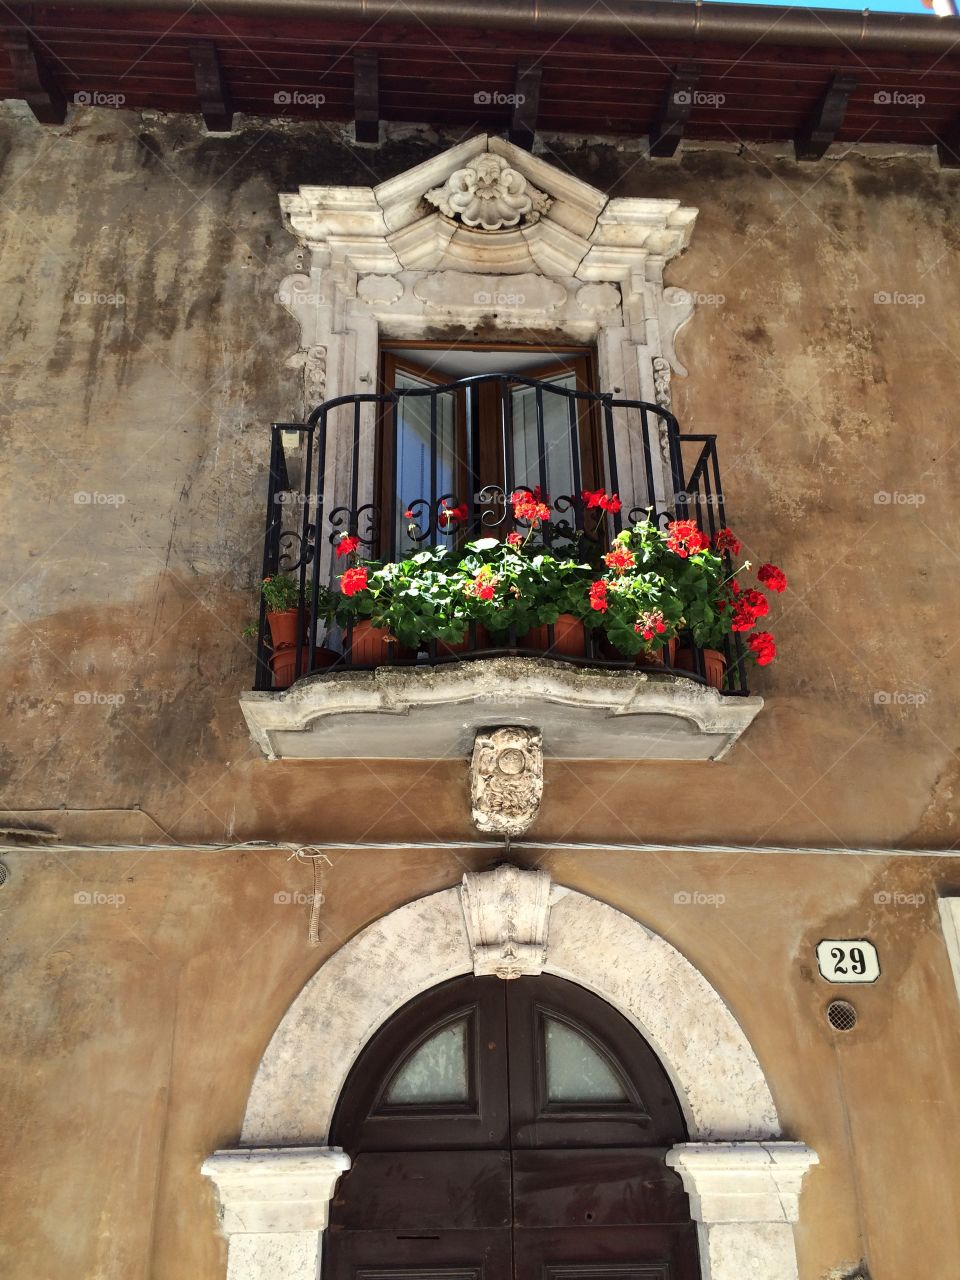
[[395, 370, 459, 553], [510, 373, 578, 510], [544, 1016, 628, 1103], [383, 1017, 469, 1104]]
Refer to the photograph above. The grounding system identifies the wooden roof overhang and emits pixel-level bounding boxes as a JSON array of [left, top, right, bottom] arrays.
[[3, 0, 960, 163]]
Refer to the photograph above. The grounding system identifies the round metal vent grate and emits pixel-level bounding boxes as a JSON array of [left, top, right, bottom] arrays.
[[0, 860, 7, 887], [826, 999, 857, 1032]]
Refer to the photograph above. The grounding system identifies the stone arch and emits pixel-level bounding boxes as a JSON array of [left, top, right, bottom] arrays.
[[204, 869, 817, 1280]]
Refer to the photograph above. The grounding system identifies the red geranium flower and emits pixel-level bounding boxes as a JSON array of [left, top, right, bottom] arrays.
[[582, 488, 622, 513], [335, 534, 360, 557], [634, 609, 667, 640], [511, 487, 551, 525], [603, 546, 636, 573], [403, 508, 416, 519], [589, 580, 609, 612], [758, 562, 787, 593], [506, 532, 523, 547], [666, 519, 711, 559], [714, 527, 741, 556], [340, 566, 368, 596], [748, 631, 777, 665], [731, 588, 769, 632], [438, 499, 468, 528]]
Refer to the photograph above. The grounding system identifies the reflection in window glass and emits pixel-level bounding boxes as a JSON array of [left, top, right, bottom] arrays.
[[511, 373, 578, 506], [544, 1016, 628, 1102], [395, 371, 459, 553], [383, 1018, 469, 1104]]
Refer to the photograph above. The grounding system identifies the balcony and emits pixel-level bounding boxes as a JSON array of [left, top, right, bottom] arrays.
[[239, 373, 764, 762]]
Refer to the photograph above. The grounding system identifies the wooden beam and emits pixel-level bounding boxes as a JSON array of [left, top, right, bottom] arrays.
[[4, 28, 66, 125], [509, 62, 542, 150], [649, 64, 700, 158], [354, 52, 379, 144], [190, 39, 232, 133], [795, 72, 856, 160]]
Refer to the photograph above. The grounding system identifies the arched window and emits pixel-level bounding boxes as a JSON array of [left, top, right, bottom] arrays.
[[327, 974, 699, 1280]]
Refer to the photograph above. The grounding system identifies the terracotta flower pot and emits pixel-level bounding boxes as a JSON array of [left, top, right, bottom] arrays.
[[521, 614, 587, 658], [346, 621, 416, 666], [675, 646, 727, 690], [270, 644, 339, 690], [267, 608, 300, 650], [436, 625, 490, 657]]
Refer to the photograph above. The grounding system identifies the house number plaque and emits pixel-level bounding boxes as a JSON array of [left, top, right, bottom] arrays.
[[816, 939, 880, 984]]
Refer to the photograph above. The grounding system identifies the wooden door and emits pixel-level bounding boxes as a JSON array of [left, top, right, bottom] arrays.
[[326, 974, 700, 1280]]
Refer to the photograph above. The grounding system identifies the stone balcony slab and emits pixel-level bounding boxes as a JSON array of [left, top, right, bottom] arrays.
[[239, 657, 763, 762]]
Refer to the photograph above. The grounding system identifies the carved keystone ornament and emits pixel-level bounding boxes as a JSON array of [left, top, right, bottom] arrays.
[[470, 727, 543, 837], [425, 153, 552, 230], [460, 864, 552, 979]]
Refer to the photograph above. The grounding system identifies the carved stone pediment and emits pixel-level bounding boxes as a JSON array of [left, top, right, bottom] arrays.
[[470, 726, 543, 837], [425, 152, 552, 230], [460, 864, 552, 979]]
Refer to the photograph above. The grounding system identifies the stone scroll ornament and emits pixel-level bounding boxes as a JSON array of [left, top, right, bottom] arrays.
[[470, 727, 544, 837], [425, 153, 552, 231]]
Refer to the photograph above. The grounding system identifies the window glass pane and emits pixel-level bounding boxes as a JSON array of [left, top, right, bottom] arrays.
[[383, 1018, 469, 1104], [511, 373, 577, 508], [544, 1016, 628, 1103], [395, 371, 459, 553]]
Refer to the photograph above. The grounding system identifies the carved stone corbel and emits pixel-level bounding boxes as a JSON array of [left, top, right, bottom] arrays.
[[470, 726, 543, 836], [460, 864, 552, 979]]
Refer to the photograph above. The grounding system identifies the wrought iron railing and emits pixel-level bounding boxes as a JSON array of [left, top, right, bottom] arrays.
[[251, 373, 749, 693]]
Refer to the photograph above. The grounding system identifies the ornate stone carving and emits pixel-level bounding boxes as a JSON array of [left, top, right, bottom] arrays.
[[575, 282, 621, 316], [357, 274, 403, 305], [652, 355, 674, 466], [425, 152, 552, 230], [470, 726, 543, 837], [459, 864, 552, 979]]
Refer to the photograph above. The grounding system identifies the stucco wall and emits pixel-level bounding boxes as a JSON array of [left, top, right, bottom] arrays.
[[2, 103, 960, 1280]]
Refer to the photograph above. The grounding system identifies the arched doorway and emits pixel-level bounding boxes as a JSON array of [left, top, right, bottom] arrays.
[[326, 973, 700, 1280]]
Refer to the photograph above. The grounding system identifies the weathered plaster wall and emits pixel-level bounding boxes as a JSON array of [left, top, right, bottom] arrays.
[[2, 110, 958, 848], [2, 105, 960, 1280], [1, 844, 959, 1280]]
